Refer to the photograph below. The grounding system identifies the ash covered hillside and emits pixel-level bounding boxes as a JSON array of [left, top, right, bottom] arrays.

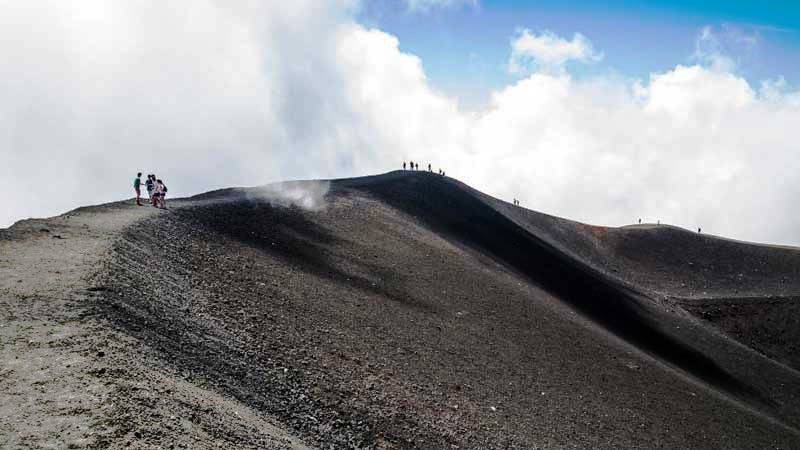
[[41, 171, 800, 448]]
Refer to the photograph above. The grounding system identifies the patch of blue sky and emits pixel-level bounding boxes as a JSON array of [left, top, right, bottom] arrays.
[[357, 0, 799, 108]]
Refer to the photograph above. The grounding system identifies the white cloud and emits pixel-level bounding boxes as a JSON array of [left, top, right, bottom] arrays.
[[0, 0, 358, 224], [1, 2, 799, 247], [403, 0, 477, 13], [692, 24, 759, 72], [644, 65, 754, 120], [509, 29, 603, 74], [466, 67, 800, 245], [693, 26, 735, 72]]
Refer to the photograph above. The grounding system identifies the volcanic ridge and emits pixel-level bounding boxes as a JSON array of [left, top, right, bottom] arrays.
[[2, 171, 799, 449]]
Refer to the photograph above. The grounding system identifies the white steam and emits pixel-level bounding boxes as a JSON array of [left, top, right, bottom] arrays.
[[245, 181, 331, 212]]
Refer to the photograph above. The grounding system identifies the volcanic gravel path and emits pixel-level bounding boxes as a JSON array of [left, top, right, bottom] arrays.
[[1, 201, 313, 449]]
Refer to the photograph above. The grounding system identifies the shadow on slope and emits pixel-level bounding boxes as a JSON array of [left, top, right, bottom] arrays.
[[339, 171, 769, 408], [178, 199, 433, 312]]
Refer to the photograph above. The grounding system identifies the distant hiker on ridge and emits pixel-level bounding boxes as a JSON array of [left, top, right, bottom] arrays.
[[638, 218, 641, 224], [428, 163, 431, 172], [415, 162, 419, 171], [698, 228, 702, 233], [410, 160, 415, 171], [133, 173, 143, 206]]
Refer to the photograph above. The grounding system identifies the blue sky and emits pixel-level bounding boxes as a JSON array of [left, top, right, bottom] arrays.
[[358, 0, 800, 108]]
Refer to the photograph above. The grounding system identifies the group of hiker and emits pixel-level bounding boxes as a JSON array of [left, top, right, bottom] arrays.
[[403, 161, 445, 177], [638, 218, 702, 233], [133, 172, 168, 208]]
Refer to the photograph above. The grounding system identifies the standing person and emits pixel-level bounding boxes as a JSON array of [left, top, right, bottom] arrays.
[[145, 175, 155, 202], [133, 173, 143, 206], [161, 179, 168, 208], [156, 179, 168, 209], [403, 162, 406, 170], [151, 174, 159, 206], [415, 162, 419, 171], [428, 163, 431, 172], [410, 160, 415, 171]]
